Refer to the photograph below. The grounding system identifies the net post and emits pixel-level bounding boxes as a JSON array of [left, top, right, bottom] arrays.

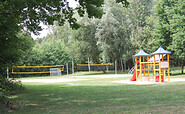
[[88, 57, 90, 72], [66, 63, 68, 76], [72, 60, 74, 75]]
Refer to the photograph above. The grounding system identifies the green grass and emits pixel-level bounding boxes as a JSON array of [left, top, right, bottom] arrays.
[[171, 66, 185, 74], [4, 72, 185, 114]]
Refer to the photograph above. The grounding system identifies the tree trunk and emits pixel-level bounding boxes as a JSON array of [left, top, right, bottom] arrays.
[[124, 61, 126, 70], [182, 64, 184, 74], [120, 57, 124, 72]]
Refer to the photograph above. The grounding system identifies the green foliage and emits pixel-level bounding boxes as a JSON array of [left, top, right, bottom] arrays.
[[0, 31, 33, 76], [125, 0, 154, 52], [74, 17, 101, 63], [0, 76, 22, 100], [20, 39, 71, 66], [9, 0, 184, 74], [153, 0, 185, 73], [0, 0, 129, 76], [19, 0, 155, 71], [153, 0, 173, 49]]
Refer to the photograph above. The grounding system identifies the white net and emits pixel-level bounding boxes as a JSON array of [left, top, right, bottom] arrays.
[[50, 68, 61, 76]]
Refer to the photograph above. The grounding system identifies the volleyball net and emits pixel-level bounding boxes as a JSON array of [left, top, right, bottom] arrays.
[[12, 65, 64, 74], [76, 63, 114, 71]]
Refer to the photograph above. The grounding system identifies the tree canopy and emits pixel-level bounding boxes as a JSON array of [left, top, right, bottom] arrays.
[[0, 0, 184, 75], [153, 0, 185, 73], [0, 0, 129, 75]]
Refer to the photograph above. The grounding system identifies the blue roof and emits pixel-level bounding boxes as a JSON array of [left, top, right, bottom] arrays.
[[151, 46, 171, 55], [133, 49, 150, 57]]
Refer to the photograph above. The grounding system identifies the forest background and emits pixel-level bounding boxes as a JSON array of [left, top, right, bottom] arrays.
[[1, 0, 184, 77]]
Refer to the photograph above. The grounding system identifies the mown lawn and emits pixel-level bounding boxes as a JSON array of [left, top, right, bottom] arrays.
[[4, 72, 185, 114]]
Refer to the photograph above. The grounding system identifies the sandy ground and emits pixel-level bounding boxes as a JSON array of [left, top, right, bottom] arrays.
[[20, 79, 90, 83], [18, 74, 185, 85], [73, 74, 132, 78], [112, 78, 185, 85], [19, 74, 131, 83]]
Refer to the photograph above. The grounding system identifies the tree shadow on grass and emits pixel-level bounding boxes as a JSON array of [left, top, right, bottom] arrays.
[[9, 82, 185, 113]]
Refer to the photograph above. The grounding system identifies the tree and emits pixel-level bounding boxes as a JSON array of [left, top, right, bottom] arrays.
[[167, 0, 185, 73], [153, 0, 173, 49], [73, 16, 101, 63], [125, 0, 154, 51], [95, 0, 131, 71], [0, 0, 129, 75], [154, 0, 185, 73], [0, 31, 33, 75]]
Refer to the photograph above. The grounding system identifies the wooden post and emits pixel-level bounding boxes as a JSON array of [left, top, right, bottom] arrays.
[[143, 56, 145, 76], [135, 57, 138, 81], [162, 54, 164, 81], [159, 54, 161, 83], [162, 69, 165, 81], [167, 54, 170, 82], [147, 56, 150, 81], [154, 55, 156, 82], [139, 56, 142, 81]]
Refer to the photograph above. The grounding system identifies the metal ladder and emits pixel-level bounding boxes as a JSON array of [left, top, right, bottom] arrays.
[[128, 66, 135, 74]]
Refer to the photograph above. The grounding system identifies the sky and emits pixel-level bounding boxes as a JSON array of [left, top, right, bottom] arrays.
[[31, 0, 78, 39]]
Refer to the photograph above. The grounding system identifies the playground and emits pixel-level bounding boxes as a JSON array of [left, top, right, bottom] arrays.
[[128, 46, 173, 83]]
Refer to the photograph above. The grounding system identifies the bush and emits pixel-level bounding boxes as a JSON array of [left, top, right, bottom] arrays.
[[0, 76, 23, 100]]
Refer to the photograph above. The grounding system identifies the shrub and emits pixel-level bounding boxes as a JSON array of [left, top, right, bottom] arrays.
[[0, 76, 23, 100]]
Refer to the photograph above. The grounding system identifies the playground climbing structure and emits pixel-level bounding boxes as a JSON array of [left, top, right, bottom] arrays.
[[130, 46, 171, 83]]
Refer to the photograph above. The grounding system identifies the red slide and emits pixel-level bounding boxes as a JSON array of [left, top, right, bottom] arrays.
[[130, 70, 140, 81]]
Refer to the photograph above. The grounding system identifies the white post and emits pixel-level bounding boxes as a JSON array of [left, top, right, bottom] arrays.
[[66, 63, 68, 76], [115, 60, 117, 75], [72, 60, 74, 75], [7, 67, 9, 79], [88, 57, 90, 72]]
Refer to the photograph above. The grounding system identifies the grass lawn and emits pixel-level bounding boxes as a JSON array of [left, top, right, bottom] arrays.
[[3, 71, 185, 114]]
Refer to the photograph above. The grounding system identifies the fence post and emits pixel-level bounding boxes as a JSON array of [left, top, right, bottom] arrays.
[[88, 57, 90, 72]]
